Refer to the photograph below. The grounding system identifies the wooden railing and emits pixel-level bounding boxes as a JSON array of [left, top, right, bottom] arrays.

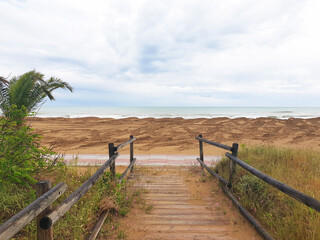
[[196, 134, 320, 240], [0, 135, 137, 240]]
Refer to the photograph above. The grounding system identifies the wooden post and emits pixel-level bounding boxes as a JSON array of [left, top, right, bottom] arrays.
[[130, 135, 134, 173], [198, 134, 204, 168], [0, 183, 66, 240], [229, 143, 239, 189], [36, 181, 53, 240], [109, 143, 116, 180], [39, 155, 117, 229]]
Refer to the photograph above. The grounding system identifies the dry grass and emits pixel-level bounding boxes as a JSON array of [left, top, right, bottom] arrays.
[[215, 144, 320, 240]]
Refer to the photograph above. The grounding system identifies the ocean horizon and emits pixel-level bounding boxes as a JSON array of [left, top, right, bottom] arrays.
[[37, 106, 320, 120]]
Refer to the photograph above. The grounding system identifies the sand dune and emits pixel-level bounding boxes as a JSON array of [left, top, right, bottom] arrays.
[[27, 117, 320, 156]]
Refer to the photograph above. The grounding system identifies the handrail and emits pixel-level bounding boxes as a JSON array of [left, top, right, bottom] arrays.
[[195, 136, 232, 151], [196, 134, 320, 240], [115, 137, 136, 151], [226, 153, 320, 213], [40, 135, 137, 229], [0, 183, 67, 240], [1, 135, 137, 240], [196, 135, 273, 240], [85, 135, 136, 239], [39, 153, 119, 229], [221, 185, 273, 240], [196, 158, 229, 186], [119, 158, 136, 183]]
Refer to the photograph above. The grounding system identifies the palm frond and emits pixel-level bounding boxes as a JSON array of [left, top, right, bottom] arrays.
[[0, 77, 10, 115], [1, 70, 73, 117], [0, 76, 9, 85], [47, 77, 73, 92], [9, 72, 36, 110], [26, 83, 47, 112]]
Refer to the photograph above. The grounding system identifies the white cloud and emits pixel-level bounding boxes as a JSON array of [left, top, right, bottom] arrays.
[[0, 0, 320, 106]]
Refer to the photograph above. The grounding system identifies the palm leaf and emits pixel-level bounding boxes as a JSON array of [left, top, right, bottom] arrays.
[[47, 77, 73, 92], [0, 77, 10, 115], [1, 70, 73, 117]]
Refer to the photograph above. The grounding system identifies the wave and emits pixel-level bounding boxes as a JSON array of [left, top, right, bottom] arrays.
[[36, 107, 320, 120], [272, 111, 293, 113]]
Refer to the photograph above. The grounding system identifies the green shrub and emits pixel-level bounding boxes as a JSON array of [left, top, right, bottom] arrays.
[[0, 106, 63, 185]]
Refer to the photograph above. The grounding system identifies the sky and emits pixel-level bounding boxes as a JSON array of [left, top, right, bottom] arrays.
[[0, 0, 320, 107]]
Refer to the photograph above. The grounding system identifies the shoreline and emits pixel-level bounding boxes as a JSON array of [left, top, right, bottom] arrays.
[[36, 106, 320, 120], [29, 116, 320, 120], [28, 116, 320, 155]]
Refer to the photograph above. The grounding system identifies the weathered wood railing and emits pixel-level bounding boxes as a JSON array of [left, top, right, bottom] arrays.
[[196, 134, 320, 240], [0, 135, 137, 240]]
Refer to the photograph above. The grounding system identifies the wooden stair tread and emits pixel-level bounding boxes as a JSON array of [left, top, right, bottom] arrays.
[[125, 167, 245, 240]]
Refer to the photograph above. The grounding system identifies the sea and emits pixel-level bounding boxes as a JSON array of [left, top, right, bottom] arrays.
[[37, 106, 320, 119]]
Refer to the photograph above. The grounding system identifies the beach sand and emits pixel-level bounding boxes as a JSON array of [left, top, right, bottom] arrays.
[[27, 117, 320, 156]]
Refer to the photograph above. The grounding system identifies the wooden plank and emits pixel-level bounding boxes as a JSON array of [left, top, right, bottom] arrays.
[[85, 210, 109, 240], [140, 215, 228, 221], [195, 136, 232, 151], [118, 158, 136, 183], [143, 184, 187, 188], [148, 201, 189, 205], [133, 219, 229, 225], [144, 193, 190, 197], [0, 182, 67, 240], [115, 137, 136, 151], [142, 232, 236, 240], [140, 225, 231, 232], [145, 197, 190, 201], [150, 209, 221, 215], [144, 190, 189, 194]]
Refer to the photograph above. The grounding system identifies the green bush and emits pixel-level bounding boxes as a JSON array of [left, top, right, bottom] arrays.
[[0, 106, 63, 185]]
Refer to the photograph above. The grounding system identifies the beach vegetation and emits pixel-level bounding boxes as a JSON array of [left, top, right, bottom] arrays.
[[0, 70, 73, 118], [0, 166, 141, 239], [0, 106, 63, 185], [214, 145, 320, 240]]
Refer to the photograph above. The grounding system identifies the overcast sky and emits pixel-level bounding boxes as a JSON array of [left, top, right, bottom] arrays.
[[1, 0, 320, 107]]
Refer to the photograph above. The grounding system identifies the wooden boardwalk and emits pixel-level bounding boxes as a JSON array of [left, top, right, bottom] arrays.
[[124, 166, 259, 240]]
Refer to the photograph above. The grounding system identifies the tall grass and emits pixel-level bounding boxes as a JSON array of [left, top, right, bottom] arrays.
[[215, 145, 320, 240]]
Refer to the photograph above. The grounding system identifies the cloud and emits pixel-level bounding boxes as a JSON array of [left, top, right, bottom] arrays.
[[0, 0, 320, 106]]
